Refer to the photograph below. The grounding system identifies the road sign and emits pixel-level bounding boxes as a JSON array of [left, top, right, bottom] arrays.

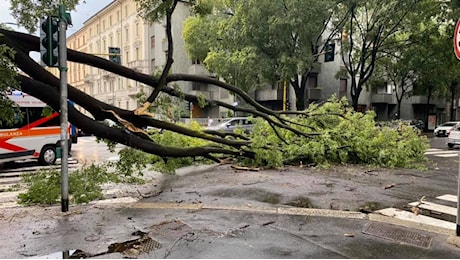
[[454, 19, 460, 60]]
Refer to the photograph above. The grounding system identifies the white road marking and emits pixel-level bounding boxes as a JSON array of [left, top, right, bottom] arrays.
[[376, 207, 456, 230], [437, 194, 458, 203], [408, 201, 457, 216]]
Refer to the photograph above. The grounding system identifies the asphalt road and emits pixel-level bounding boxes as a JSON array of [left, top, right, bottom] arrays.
[[2, 133, 460, 258]]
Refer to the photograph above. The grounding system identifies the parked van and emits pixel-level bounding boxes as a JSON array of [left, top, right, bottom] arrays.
[[0, 92, 76, 165]]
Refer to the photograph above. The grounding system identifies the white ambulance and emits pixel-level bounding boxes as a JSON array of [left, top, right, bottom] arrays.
[[0, 91, 75, 165]]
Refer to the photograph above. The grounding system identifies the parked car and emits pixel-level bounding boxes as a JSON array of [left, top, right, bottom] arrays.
[[447, 123, 460, 148], [401, 119, 424, 131], [206, 117, 253, 133], [434, 121, 460, 137]]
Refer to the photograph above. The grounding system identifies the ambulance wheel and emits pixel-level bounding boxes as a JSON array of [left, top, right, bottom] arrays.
[[39, 145, 57, 165]]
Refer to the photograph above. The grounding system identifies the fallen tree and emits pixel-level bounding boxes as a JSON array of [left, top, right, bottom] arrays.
[[0, 0, 429, 172]]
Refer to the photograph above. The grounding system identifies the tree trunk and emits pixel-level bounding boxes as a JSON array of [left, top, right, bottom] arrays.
[[293, 85, 307, 110], [350, 80, 361, 111]]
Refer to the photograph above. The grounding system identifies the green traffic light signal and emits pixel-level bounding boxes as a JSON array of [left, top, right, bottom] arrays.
[[108, 47, 121, 64], [40, 16, 59, 67]]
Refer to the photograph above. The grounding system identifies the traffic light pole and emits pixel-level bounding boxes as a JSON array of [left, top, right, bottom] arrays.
[[58, 4, 69, 212]]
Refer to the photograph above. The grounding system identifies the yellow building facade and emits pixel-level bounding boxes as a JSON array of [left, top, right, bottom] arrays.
[[67, 0, 149, 112]]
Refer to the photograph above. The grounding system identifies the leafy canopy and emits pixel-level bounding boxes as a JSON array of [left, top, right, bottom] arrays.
[[183, 0, 336, 91]]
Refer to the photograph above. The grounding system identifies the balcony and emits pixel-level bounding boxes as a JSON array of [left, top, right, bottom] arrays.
[[84, 74, 96, 84], [409, 95, 446, 108], [371, 93, 395, 104], [101, 70, 116, 79], [307, 88, 322, 100], [128, 60, 149, 72], [127, 86, 143, 96]]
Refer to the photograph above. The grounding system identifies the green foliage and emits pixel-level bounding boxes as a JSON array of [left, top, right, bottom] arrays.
[[147, 121, 213, 174], [109, 147, 151, 181], [18, 170, 61, 205], [245, 96, 428, 169], [17, 162, 145, 206], [9, 0, 80, 33], [196, 94, 208, 108], [0, 43, 20, 127]]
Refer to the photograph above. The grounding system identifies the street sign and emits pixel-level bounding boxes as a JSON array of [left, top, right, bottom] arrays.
[[454, 19, 460, 60]]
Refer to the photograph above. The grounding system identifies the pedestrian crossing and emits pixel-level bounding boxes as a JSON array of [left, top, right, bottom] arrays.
[[425, 148, 459, 158], [375, 194, 458, 234]]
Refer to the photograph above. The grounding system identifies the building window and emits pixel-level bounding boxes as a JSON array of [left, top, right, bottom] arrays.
[[151, 36, 155, 48], [340, 78, 347, 92], [117, 32, 121, 45], [192, 82, 208, 91], [325, 43, 335, 62], [125, 51, 129, 64], [124, 5, 128, 18], [116, 11, 120, 22], [357, 105, 366, 112], [102, 20, 105, 30], [109, 15, 112, 26], [136, 47, 140, 60], [136, 23, 140, 36], [307, 74, 318, 88], [125, 28, 129, 42]]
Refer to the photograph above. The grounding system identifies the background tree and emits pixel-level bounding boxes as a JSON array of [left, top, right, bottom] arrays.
[[182, 0, 339, 110], [335, 0, 442, 111]]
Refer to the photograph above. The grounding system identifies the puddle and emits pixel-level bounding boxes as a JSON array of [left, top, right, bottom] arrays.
[[359, 201, 383, 212], [210, 188, 282, 204], [33, 231, 161, 259], [34, 250, 76, 259], [284, 196, 314, 208]]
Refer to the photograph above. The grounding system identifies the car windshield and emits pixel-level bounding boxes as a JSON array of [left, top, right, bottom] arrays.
[[442, 122, 457, 127]]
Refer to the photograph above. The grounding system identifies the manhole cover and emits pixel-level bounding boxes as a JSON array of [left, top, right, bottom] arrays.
[[150, 220, 193, 239], [362, 223, 432, 249]]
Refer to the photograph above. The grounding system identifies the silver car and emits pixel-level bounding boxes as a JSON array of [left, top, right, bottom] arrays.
[[447, 123, 460, 148], [206, 117, 253, 133]]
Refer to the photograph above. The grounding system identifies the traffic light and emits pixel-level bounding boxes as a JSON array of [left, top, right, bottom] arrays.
[[324, 43, 335, 62], [286, 100, 291, 111], [40, 16, 59, 67], [108, 47, 121, 64]]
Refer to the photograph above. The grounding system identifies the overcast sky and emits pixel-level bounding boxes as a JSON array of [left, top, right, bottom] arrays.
[[0, 0, 113, 35]]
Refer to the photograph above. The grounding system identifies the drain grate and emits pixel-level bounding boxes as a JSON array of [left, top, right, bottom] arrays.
[[362, 223, 432, 249]]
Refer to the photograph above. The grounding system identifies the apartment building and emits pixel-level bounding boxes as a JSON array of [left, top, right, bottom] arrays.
[[78, 0, 149, 111]]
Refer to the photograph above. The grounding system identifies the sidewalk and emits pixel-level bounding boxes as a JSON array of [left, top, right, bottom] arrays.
[[1, 164, 460, 258]]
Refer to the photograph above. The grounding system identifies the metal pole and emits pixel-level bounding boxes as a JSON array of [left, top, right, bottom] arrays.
[[283, 81, 287, 111], [58, 4, 69, 212], [457, 153, 460, 236]]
